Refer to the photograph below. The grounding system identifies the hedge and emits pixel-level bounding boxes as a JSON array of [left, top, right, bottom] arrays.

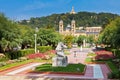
[[5, 49, 34, 59], [4, 46, 53, 60], [37, 46, 52, 53]]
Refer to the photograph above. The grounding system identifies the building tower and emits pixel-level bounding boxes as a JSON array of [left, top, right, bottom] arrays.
[[70, 6, 76, 14], [71, 19, 76, 35], [59, 20, 64, 33]]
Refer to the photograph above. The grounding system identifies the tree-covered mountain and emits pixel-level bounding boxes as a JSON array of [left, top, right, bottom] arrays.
[[19, 12, 119, 30]]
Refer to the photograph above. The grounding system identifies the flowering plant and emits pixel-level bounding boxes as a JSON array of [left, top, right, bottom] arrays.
[[95, 50, 114, 60], [27, 50, 56, 59]]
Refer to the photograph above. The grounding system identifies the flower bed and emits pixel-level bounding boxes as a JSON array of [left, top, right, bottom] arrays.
[[95, 50, 114, 60], [27, 50, 56, 59]]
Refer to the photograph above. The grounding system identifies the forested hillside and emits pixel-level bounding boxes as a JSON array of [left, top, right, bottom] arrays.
[[19, 12, 119, 30]]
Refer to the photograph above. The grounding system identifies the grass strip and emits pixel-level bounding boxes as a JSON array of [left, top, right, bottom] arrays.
[[35, 63, 85, 73], [0, 60, 33, 71]]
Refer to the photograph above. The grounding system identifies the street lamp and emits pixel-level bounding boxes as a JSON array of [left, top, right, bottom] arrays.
[[34, 27, 38, 53]]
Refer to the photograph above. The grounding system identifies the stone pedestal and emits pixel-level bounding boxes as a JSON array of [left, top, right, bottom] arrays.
[[52, 56, 68, 67]]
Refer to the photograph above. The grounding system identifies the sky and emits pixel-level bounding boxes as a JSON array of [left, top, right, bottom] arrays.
[[0, 0, 120, 21]]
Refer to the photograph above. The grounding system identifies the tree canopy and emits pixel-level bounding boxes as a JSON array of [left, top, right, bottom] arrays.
[[0, 13, 21, 52], [19, 12, 119, 30], [0, 13, 62, 52], [99, 17, 120, 48]]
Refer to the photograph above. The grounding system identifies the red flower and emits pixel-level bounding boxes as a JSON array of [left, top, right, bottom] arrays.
[[95, 50, 114, 60], [27, 53, 46, 59]]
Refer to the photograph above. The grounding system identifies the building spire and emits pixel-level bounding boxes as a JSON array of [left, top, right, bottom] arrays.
[[70, 6, 76, 14]]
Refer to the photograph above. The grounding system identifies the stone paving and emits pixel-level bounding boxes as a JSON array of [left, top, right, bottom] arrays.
[[0, 48, 110, 80]]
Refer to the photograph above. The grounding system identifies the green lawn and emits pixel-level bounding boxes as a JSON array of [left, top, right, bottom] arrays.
[[35, 63, 86, 73], [85, 57, 92, 63], [87, 53, 96, 57], [0, 60, 33, 71], [0, 59, 51, 71]]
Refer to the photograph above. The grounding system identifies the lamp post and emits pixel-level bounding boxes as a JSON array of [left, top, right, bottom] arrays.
[[34, 27, 38, 53]]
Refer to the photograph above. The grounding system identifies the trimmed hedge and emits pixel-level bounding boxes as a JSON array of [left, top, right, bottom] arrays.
[[37, 46, 52, 53], [5, 49, 34, 59]]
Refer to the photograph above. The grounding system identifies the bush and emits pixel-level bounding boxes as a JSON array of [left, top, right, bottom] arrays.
[[37, 46, 52, 53], [5, 49, 34, 59], [108, 71, 120, 79], [0, 54, 8, 61], [20, 49, 34, 56], [105, 47, 112, 51], [0, 62, 7, 67], [111, 49, 120, 58]]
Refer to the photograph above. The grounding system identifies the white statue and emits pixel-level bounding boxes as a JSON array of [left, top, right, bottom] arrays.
[[52, 42, 68, 67], [55, 42, 67, 57]]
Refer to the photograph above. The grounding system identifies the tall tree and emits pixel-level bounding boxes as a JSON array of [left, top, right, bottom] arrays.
[[0, 13, 21, 52], [37, 28, 62, 48], [100, 17, 120, 48], [63, 35, 74, 48]]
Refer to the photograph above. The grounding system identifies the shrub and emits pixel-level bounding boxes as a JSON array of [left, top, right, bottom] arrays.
[[108, 71, 120, 79], [19, 57, 28, 61], [5, 49, 34, 59], [111, 49, 120, 58], [20, 49, 34, 56], [37, 46, 52, 53], [0, 53, 8, 61], [0, 62, 7, 67]]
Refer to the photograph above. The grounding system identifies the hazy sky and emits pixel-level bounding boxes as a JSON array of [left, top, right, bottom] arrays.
[[0, 0, 120, 20]]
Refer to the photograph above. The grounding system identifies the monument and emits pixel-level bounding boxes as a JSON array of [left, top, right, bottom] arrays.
[[52, 42, 68, 67]]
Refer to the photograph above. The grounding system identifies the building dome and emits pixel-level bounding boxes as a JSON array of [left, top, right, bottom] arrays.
[[66, 24, 71, 31], [59, 20, 63, 24], [71, 19, 75, 23], [67, 24, 71, 28]]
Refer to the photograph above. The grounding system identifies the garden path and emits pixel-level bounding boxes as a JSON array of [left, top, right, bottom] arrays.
[[0, 48, 110, 80]]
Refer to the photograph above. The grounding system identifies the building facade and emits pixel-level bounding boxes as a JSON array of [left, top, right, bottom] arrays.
[[59, 20, 102, 38]]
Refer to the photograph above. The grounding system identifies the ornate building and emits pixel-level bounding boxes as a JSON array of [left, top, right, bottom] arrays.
[[59, 19, 102, 38], [70, 6, 76, 14], [59, 6, 102, 38]]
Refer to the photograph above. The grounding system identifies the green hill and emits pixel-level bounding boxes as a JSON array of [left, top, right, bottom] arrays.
[[19, 11, 119, 30]]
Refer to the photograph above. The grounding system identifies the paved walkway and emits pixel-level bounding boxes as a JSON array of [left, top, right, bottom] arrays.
[[68, 48, 89, 64], [6, 63, 41, 75], [0, 48, 110, 80]]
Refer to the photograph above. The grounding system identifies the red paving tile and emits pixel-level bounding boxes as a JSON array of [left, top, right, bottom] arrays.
[[100, 64, 110, 79], [84, 65, 93, 77]]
